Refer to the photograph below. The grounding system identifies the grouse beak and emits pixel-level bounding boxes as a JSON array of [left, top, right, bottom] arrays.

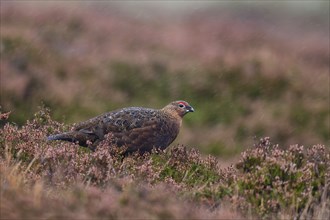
[[186, 106, 194, 113]]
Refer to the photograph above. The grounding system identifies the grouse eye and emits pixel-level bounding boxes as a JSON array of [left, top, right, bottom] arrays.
[[178, 104, 185, 108]]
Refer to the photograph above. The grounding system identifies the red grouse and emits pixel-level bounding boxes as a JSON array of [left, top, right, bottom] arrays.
[[47, 101, 194, 153]]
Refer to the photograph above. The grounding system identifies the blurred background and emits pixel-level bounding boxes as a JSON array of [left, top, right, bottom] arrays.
[[1, 1, 329, 158]]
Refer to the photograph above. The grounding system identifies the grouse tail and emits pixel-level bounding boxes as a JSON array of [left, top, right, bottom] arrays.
[[47, 132, 76, 142]]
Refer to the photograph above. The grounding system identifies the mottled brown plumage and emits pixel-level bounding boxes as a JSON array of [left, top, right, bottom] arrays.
[[48, 101, 194, 153]]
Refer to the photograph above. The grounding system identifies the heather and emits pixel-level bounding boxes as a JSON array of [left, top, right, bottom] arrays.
[[1, 3, 329, 156], [1, 108, 329, 219], [1, 2, 329, 219]]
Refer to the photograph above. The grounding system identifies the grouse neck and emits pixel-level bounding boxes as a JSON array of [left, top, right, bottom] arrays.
[[160, 108, 183, 124]]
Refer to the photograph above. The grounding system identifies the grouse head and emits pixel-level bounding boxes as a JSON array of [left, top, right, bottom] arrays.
[[162, 100, 194, 118]]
